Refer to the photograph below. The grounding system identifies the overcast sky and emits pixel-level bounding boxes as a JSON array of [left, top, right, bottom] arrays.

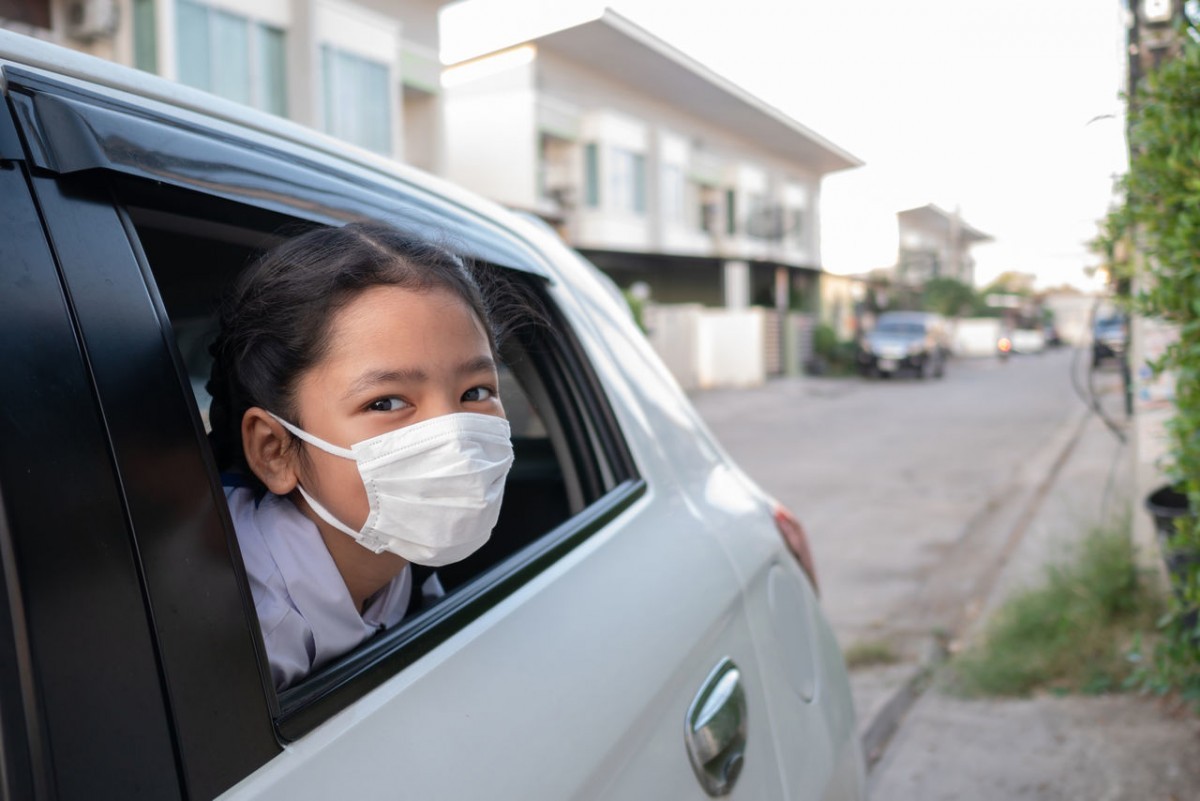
[[599, 0, 1128, 290]]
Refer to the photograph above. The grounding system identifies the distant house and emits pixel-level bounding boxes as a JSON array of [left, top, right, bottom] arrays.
[[895, 204, 992, 286], [439, 4, 861, 315]]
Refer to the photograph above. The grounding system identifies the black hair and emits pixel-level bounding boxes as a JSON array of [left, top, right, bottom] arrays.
[[207, 220, 517, 491]]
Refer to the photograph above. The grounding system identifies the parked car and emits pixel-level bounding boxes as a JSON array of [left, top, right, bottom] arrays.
[[858, 311, 949, 378], [0, 31, 864, 800], [1093, 314, 1128, 367]]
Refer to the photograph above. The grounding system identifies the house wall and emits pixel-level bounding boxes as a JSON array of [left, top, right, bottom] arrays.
[[442, 49, 540, 208], [643, 304, 765, 390], [13, 0, 441, 165], [528, 49, 822, 267]]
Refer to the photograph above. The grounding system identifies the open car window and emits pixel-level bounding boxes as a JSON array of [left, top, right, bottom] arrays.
[[117, 180, 641, 737]]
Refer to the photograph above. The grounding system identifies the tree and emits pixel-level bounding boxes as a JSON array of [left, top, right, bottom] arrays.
[[921, 277, 979, 317]]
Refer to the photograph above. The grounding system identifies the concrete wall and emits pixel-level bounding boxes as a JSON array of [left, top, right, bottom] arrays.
[[818, 273, 862, 341], [1042, 292, 1100, 346], [644, 303, 765, 390], [442, 49, 539, 209], [952, 317, 1003, 357]]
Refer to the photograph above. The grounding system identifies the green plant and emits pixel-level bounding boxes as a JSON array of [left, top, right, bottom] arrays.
[[950, 525, 1163, 698], [622, 288, 646, 333], [810, 323, 858, 375], [921, 277, 979, 317], [1098, 33, 1200, 709], [843, 640, 900, 669]]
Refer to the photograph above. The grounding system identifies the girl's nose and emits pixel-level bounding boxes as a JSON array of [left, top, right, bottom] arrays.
[[416, 394, 463, 423]]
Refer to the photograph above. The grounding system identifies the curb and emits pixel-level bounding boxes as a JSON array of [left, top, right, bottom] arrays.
[[860, 661, 932, 770], [859, 404, 1094, 773]]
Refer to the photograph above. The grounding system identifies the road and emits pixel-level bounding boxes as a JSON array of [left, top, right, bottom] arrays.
[[690, 346, 1107, 659]]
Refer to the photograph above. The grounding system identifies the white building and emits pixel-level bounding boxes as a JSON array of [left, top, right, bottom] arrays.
[[439, 4, 860, 312], [895, 203, 992, 287], [1, 0, 445, 171]]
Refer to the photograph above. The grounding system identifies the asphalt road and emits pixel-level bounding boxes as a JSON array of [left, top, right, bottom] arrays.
[[690, 347, 1095, 658]]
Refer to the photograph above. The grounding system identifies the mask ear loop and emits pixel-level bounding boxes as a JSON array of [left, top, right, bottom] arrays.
[[267, 412, 375, 545], [268, 412, 357, 459]]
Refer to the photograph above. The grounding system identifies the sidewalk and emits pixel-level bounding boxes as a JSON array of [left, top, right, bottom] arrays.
[[856, 397, 1200, 798]]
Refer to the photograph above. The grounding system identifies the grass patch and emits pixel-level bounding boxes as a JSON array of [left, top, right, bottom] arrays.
[[950, 524, 1164, 698], [844, 640, 900, 669]]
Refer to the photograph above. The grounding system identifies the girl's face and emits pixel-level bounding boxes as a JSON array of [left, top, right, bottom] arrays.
[[289, 283, 504, 534]]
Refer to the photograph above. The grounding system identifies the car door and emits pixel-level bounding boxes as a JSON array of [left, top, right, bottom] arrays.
[[4, 63, 791, 799], [518, 227, 865, 800]]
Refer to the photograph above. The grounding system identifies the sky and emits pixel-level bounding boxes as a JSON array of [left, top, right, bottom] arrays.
[[591, 0, 1130, 291]]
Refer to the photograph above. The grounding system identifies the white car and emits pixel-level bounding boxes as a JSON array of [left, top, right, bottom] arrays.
[[1010, 327, 1047, 355], [0, 30, 863, 800]]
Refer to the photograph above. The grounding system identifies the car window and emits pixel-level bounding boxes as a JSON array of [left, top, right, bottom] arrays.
[[117, 180, 640, 735]]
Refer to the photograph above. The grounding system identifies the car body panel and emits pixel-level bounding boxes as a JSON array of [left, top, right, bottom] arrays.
[[1093, 316, 1127, 365], [220, 491, 787, 800]]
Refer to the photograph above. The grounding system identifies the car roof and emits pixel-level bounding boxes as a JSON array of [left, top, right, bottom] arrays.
[[0, 29, 560, 279]]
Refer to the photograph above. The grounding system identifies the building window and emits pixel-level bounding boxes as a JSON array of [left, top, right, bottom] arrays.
[[133, 0, 157, 73], [611, 148, 645, 215], [696, 184, 719, 233], [725, 188, 737, 235], [789, 207, 805, 246], [3, 0, 50, 28], [175, 0, 287, 116], [661, 165, 685, 225], [321, 45, 393, 155], [584, 143, 600, 208]]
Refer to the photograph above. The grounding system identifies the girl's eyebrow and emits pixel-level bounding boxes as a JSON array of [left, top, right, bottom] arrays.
[[456, 355, 498, 376], [343, 368, 426, 399], [343, 357, 497, 399]]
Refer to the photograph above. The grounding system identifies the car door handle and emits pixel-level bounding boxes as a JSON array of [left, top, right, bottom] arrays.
[[684, 658, 747, 797]]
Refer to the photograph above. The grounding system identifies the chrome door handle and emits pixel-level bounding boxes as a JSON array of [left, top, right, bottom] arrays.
[[685, 658, 747, 797]]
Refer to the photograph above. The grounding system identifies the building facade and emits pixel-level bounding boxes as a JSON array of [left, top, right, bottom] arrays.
[[438, 4, 860, 313], [1, 0, 445, 171], [894, 203, 992, 287]]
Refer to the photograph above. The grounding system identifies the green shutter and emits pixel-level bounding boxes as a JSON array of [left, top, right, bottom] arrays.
[[585, 143, 600, 208]]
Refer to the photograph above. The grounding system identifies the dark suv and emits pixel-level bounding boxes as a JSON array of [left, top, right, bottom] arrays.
[[1092, 314, 1128, 367]]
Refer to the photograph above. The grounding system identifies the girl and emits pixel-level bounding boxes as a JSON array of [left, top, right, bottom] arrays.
[[207, 221, 514, 691]]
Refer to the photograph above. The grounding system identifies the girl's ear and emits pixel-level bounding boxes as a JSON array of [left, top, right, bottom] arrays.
[[242, 408, 300, 495]]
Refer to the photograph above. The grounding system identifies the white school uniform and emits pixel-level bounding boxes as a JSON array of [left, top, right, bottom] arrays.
[[225, 484, 439, 691]]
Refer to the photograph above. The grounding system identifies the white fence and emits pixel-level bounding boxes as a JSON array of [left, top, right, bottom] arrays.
[[951, 317, 1003, 356], [643, 304, 766, 391]]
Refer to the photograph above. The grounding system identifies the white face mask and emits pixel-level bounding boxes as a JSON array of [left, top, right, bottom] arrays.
[[269, 412, 514, 566]]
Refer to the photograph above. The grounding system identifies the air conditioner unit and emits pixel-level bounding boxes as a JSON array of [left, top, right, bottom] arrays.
[[65, 0, 119, 42], [1141, 0, 1175, 24], [545, 185, 577, 210]]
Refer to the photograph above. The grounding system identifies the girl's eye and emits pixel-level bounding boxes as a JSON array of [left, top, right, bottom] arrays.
[[367, 397, 409, 412], [462, 386, 496, 403]]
